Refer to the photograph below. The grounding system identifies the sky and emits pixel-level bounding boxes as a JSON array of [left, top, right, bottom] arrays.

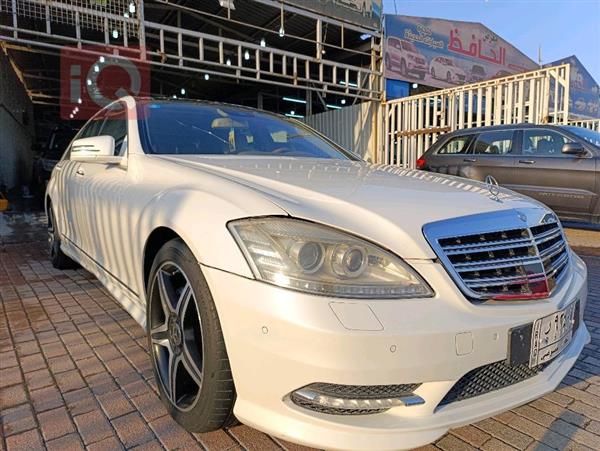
[[382, 0, 600, 83]]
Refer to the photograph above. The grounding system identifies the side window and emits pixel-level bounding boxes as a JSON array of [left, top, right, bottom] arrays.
[[522, 129, 572, 157], [98, 103, 128, 156], [79, 115, 105, 139], [473, 130, 514, 155], [437, 135, 472, 155]]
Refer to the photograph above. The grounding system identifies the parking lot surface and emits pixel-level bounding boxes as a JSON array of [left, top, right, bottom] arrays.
[[1, 212, 599, 451]]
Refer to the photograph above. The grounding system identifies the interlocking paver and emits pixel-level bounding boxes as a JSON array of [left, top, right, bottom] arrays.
[[1, 213, 599, 451]]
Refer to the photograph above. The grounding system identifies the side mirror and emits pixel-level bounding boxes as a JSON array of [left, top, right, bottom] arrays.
[[561, 142, 586, 156], [71, 135, 122, 164]]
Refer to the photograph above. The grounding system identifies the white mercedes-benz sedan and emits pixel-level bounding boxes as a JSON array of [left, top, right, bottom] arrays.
[[46, 96, 589, 451]]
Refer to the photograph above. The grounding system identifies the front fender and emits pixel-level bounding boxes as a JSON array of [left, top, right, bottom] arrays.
[[135, 186, 286, 300]]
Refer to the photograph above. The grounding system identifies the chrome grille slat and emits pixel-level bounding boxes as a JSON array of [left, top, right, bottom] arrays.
[[423, 210, 570, 301], [546, 252, 569, 276], [455, 255, 540, 272], [534, 229, 562, 245], [540, 241, 566, 261], [442, 239, 533, 255], [465, 273, 546, 289]]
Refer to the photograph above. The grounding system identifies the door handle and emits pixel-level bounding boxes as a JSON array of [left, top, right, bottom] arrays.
[[519, 159, 536, 165], [76, 167, 85, 176], [463, 158, 477, 163]]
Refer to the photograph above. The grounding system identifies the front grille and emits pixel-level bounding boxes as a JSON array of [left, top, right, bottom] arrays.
[[425, 210, 569, 301], [438, 360, 546, 407]]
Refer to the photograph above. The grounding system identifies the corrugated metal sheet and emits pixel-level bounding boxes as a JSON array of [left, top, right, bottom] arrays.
[[303, 102, 378, 160]]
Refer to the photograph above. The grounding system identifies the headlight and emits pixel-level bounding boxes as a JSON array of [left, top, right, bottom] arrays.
[[228, 217, 433, 299]]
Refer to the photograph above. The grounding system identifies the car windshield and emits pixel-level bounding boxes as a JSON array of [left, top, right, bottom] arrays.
[[562, 126, 600, 148], [402, 41, 417, 52], [138, 101, 354, 159]]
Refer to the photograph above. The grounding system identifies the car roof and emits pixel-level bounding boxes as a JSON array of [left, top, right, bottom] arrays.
[[442, 123, 574, 137]]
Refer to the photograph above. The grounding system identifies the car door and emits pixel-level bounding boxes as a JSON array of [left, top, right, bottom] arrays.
[[425, 133, 476, 176], [512, 128, 597, 221], [71, 102, 130, 279], [460, 129, 518, 186], [52, 115, 104, 250]]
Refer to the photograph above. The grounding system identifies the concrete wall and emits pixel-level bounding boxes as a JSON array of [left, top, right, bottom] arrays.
[[303, 101, 380, 162], [0, 51, 35, 191]]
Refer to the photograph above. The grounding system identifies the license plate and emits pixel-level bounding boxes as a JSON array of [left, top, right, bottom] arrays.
[[529, 301, 578, 368]]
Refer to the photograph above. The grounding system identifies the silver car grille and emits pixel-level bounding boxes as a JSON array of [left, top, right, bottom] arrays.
[[423, 209, 570, 301]]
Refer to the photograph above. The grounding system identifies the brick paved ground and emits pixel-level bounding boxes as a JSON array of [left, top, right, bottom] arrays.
[[1, 212, 599, 451]]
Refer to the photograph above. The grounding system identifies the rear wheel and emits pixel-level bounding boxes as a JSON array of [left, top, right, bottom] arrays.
[[146, 239, 236, 432], [400, 59, 407, 76], [48, 207, 78, 269], [446, 71, 452, 82], [431, 67, 436, 79]]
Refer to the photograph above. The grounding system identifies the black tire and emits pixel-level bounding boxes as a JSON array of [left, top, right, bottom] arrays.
[[446, 71, 452, 83], [146, 239, 236, 432], [48, 206, 78, 269], [384, 54, 391, 71], [431, 67, 436, 79]]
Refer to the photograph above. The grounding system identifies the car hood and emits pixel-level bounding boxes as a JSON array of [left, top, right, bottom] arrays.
[[157, 156, 548, 259]]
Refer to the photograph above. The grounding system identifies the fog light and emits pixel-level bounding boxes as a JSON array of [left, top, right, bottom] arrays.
[[290, 383, 424, 415]]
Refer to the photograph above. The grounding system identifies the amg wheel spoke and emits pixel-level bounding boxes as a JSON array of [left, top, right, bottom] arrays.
[[168, 352, 182, 405], [157, 269, 177, 315], [176, 282, 192, 315], [150, 322, 169, 347], [181, 341, 203, 388]]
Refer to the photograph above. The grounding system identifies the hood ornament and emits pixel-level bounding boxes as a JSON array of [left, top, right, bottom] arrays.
[[485, 175, 501, 201]]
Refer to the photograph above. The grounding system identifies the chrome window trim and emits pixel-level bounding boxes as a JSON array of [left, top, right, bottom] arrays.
[[423, 208, 571, 301]]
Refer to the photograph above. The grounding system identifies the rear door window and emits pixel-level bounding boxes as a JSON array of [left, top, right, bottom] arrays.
[[473, 130, 514, 155], [437, 135, 473, 154]]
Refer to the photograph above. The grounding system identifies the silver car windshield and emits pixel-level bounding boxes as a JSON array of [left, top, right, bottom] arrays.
[[138, 101, 355, 159]]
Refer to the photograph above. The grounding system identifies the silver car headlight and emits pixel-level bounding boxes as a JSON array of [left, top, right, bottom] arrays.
[[228, 217, 433, 299]]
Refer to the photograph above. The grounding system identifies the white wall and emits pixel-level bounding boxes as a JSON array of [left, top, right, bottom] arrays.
[[0, 51, 35, 191], [303, 101, 380, 161]]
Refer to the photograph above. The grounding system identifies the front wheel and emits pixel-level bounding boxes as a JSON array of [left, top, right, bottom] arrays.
[[48, 207, 78, 269], [147, 239, 236, 432]]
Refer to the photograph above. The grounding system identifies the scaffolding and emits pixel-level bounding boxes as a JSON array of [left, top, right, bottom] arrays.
[[0, 0, 383, 102]]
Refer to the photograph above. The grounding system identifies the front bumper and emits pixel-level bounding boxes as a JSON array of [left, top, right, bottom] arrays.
[[202, 252, 589, 451]]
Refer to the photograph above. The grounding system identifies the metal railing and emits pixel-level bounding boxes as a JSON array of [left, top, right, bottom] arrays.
[[0, 0, 382, 101], [382, 64, 571, 167], [567, 119, 600, 131]]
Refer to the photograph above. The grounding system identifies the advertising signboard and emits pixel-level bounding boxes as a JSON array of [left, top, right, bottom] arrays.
[[384, 15, 537, 89], [545, 56, 599, 119], [285, 0, 382, 30]]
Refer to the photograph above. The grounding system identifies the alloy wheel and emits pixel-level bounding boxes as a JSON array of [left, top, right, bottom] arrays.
[[48, 213, 56, 258], [149, 262, 204, 412]]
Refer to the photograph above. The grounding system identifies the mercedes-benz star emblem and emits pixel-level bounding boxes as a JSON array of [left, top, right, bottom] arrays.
[[485, 175, 500, 201]]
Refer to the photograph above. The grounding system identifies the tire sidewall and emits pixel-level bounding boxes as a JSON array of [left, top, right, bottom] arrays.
[[146, 239, 234, 431]]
